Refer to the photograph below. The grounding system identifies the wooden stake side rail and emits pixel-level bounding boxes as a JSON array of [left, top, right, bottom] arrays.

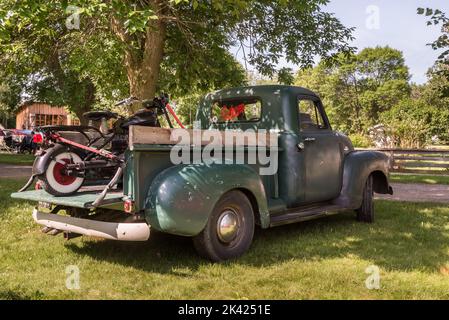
[[129, 126, 278, 147]]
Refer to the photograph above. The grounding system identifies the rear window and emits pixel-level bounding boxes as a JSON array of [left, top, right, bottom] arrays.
[[210, 98, 262, 123]]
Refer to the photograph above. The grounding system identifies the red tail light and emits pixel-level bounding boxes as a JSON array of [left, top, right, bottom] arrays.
[[35, 181, 43, 190], [32, 133, 44, 144], [124, 199, 134, 213]]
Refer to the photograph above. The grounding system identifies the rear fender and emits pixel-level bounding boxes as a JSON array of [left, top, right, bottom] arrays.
[[32, 144, 68, 176], [144, 163, 269, 236], [334, 151, 393, 209]]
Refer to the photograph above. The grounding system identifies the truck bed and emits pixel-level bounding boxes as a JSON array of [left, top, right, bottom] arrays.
[[11, 188, 124, 209]]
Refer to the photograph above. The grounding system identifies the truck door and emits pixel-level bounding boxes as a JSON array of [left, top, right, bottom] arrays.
[[297, 95, 343, 203]]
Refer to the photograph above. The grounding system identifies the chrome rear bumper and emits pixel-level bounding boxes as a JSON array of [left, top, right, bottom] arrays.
[[32, 208, 150, 241]]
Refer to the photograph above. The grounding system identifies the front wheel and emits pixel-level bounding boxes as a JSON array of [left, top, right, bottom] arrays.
[[39, 147, 85, 196], [356, 174, 374, 223], [193, 190, 255, 262]]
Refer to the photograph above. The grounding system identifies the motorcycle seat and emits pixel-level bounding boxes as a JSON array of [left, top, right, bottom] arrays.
[[120, 109, 159, 129], [83, 111, 118, 121]]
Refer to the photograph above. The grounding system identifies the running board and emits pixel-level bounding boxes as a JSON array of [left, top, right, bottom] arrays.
[[269, 204, 347, 227]]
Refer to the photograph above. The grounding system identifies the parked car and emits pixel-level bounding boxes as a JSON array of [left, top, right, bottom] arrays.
[[11, 85, 393, 261], [1, 129, 37, 154]]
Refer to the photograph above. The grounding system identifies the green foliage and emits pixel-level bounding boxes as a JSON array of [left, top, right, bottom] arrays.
[[0, 0, 354, 117], [418, 7, 449, 64], [409, 66, 449, 143], [382, 99, 449, 148], [380, 99, 431, 148], [0, 74, 22, 127], [277, 68, 295, 85], [172, 92, 204, 127], [420, 65, 449, 103], [295, 46, 411, 135], [349, 133, 372, 148]]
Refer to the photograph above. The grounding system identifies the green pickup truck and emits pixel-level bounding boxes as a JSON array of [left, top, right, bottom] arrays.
[[12, 85, 393, 261]]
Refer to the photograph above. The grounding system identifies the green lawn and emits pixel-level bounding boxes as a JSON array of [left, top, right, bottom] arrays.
[[1, 178, 449, 299], [0, 153, 35, 166], [391, 173, 449, 185]]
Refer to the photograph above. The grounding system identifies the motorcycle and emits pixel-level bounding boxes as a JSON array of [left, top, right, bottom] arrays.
[[19, 95, 184, 206]]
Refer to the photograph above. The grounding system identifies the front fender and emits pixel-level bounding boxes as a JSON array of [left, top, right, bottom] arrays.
[[144, 163, 269, 236], [334, 151, 392, 209]]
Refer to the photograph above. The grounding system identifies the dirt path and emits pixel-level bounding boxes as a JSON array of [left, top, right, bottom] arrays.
[[376, 182, 449, 204], [0, 163, 32, 179]]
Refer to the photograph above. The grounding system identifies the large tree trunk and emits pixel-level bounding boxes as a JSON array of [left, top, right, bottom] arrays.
[[127, 19, 166, 109], [112, 1, 167, 114]]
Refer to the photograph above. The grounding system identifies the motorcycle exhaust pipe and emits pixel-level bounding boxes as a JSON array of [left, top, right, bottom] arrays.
[[66, 160, 115, 171]]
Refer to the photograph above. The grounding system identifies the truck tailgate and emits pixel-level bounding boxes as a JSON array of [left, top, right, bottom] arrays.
[[11, 189, 124, 209]]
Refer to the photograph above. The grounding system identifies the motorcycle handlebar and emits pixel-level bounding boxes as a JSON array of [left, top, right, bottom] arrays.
[[114, 96, 139, 107], [114, 95, 169, 109]]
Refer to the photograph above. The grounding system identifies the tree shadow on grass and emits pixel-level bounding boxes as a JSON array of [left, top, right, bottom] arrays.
[[66, 201, 449, 275], [66, 230, 201, 275], [244, 204, 449, 272]]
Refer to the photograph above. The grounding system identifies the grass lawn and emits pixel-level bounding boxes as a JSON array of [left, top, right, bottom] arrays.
[[1, 178, 449, 299], [391, 173, 449, 185], [0, 153, 35, 166]]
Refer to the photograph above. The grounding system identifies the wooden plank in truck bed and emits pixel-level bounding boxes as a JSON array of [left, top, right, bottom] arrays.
[[129, 126, 278, 147]]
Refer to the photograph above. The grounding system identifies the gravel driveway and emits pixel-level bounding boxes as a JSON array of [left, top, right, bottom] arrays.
[[0, 163, 32, 178], [376, 182, 449, 204]]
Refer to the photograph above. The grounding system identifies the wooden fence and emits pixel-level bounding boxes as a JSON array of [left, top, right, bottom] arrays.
[[363, 148, 449, 174]]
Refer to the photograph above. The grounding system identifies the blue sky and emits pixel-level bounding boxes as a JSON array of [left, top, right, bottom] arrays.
[[324, 0, 449, 84], [236, 0, 449, 84]]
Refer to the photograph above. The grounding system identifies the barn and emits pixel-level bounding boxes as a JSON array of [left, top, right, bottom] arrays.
[[15, 102, 79, 130]]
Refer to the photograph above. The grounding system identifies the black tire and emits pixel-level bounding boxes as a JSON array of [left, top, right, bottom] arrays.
[[39, 146, 85, 196], [356, 174, 374, 223], [193, 190, 255, 262]]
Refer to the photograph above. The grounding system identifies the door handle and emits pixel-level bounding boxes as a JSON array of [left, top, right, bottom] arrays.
[[304, 137, 316, 142]]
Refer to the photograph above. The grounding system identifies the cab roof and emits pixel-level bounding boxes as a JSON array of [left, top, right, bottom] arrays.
[[208, 85, 318, 99]]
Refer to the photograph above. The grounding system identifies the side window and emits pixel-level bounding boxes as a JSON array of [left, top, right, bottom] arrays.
[[298, 99, 326, 131]]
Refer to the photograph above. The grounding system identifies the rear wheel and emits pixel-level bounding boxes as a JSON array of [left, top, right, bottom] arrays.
[[356, 174, 374, 223], [40, 147, 85, 196], [193, 190, 255, 262]]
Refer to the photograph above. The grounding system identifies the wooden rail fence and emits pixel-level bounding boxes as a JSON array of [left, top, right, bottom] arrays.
[[361, 148, 449, 174]]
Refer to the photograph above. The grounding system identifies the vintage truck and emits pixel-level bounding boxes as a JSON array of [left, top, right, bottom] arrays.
[[11, 85, 393, 262]]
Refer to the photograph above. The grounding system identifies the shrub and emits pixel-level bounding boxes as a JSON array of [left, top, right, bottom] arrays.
[[349, 133, 372, 148], [380, 99, 431, 148]]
